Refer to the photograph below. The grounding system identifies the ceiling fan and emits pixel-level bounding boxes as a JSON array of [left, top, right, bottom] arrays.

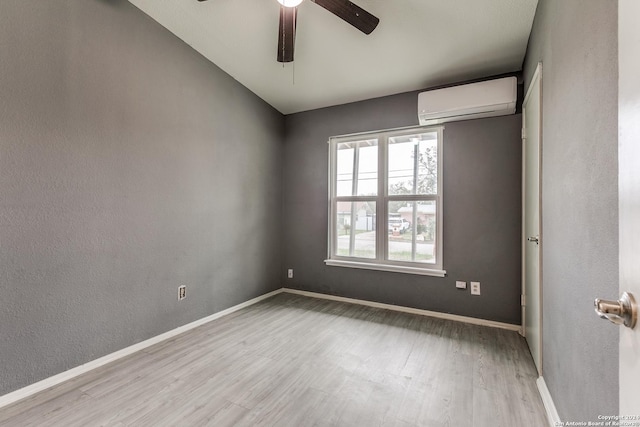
[[197, 0, 380, 63]]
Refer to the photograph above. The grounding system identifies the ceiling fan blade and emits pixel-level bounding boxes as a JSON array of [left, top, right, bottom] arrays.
[[310, 0, 379, 35], [277, 6, 297, 63]]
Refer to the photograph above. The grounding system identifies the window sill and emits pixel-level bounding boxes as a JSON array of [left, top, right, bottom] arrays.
[[324, 259, 446, 277]]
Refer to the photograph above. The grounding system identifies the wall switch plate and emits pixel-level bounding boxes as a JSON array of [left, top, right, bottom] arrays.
[[178, 285, 186, 300], [470, 282, 481, 295], [287, 269, 294, 279], [456, 281, 467, 289]]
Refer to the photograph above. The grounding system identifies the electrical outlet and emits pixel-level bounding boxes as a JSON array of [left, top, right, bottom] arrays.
[[470, 281, 481, 295], [456, 281, 467, 289], [287, 269, 294, 279], [178, 285, 186, 300]]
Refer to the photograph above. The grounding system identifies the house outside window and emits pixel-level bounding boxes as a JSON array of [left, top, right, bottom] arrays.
[[325, 126, 445, 277]]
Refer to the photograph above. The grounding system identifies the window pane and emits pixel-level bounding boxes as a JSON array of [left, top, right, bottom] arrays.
[[357, 142, 378, 196], [388, 200, 436, 264], [336, 201, 376, 259], [336, 140, 378, 196], [388, 139, 414, 195], [416, 136, 438, 195], [388, 132, 438, 195], [336, 143, 354, 197]]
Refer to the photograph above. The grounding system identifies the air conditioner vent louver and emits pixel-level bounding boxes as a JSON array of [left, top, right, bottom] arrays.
[[418, 77, 517, 125]]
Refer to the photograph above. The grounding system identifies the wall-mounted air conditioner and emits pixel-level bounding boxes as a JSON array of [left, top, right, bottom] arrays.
[[418, 76, 517, 125]]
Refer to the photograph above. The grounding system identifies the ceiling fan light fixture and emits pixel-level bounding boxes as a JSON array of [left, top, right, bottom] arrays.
[[277, 0, 303, 7]]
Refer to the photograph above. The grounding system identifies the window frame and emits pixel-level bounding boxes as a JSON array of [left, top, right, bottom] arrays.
[[325, 125, 446, 277]]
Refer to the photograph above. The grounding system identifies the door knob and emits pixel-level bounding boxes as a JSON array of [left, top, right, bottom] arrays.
[[594, 292, 637, 329], [527, 236, 539, 244]]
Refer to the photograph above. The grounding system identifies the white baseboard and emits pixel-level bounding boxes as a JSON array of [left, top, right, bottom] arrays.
[[1, 286, 522, 410], [0, 288, 283, 410], [282, 288, 522, 332], [537, 376, 560, 427]]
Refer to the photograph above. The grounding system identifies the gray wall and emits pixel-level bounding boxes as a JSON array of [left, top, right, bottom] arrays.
[[282, 92, 523, 324], [0, 0, 283, 396], [523, 0, 619, 421]]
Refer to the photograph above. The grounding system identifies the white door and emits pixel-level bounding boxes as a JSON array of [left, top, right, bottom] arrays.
[[523, 63, 542, 375], [618, 0, 640, 414]]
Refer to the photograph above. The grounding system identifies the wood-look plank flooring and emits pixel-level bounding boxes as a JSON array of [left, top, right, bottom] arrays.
[[0, 293, 547, 426]]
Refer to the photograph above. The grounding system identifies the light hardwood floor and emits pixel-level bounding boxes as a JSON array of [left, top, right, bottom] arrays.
[[0, 293, 548, 426]]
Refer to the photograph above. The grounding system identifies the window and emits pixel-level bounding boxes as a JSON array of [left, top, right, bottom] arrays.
[[326, 126, 445, 277]]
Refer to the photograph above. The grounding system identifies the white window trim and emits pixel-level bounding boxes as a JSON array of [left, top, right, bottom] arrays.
[[325, 125, 445, 277], [324, 259, 446, 277]]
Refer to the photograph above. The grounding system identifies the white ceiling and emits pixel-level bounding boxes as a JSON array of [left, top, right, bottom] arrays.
[[128, 0, 538, 114]]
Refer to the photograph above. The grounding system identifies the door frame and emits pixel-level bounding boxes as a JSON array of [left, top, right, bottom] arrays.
[[618, 0, 640, 414], [522, 62, 543, 375]]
